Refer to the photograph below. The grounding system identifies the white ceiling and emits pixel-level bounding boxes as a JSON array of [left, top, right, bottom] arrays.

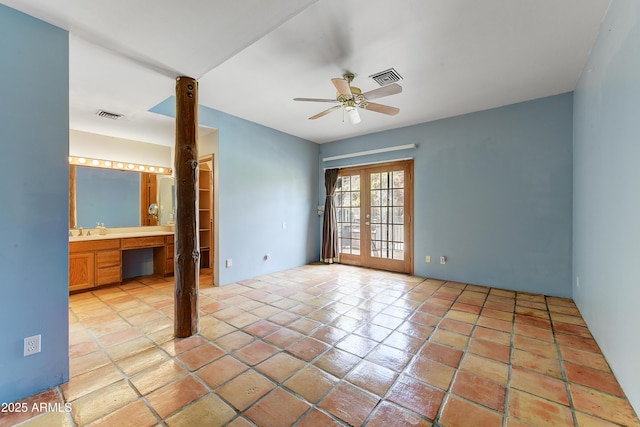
[[3, 0, 611, 145]]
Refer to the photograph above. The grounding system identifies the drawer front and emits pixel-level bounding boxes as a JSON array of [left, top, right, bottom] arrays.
[[121, 236, 165, 249], [96, 266, 121, 285], [165, 235, 174, 244], [166, 244, 174, 260], [96, 250, 121, 268], [70, 239, 120, 253]]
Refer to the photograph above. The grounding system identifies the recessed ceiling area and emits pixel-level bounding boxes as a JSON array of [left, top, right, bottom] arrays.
[[3, 0, 611, 145]]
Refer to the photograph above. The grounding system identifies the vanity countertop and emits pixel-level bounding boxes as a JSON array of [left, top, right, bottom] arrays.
[[69, 227, 174, 242]]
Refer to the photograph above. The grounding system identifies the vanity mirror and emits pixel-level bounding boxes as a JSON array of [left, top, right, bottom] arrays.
[[69, 164, 175, 229]]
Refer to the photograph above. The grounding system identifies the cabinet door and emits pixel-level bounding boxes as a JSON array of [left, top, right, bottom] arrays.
[[69, 252, 95, 291]]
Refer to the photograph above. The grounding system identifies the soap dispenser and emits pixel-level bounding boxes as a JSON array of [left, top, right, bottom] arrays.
[[96, 222, 107, 235]]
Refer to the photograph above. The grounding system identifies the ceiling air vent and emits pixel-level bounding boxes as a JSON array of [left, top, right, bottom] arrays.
[[96, 110, 123, 120], [369, 68, 402, 86]]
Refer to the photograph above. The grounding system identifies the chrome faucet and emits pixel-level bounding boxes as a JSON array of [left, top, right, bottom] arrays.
[[78, 227, 84, 236]]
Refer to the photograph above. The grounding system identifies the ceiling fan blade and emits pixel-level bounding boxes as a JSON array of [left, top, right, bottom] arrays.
[[294, 98, 338, 103], [361, 83, 402, 101], [362, 102, 400, 116], [309, 105, 342, 120], [331, 78, 352, 97]]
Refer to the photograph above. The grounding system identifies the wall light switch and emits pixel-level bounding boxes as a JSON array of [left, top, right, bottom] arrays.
[[225, 259, 232, 268], [425, 256, 431, 263], [440, 256, 447, 265]]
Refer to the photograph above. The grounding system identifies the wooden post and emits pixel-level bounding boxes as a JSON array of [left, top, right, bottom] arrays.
[[174, 76, 200, 337]]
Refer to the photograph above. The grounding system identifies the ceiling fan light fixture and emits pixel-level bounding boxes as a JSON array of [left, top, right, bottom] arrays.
[[294, 71, 400, 123], [345, 105, 361, 125]]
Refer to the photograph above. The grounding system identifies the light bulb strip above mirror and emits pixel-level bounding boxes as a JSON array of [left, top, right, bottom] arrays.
[[68, 156, 172, 175]]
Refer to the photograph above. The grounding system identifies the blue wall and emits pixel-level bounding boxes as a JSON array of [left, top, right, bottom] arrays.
[[151, 99, 320, 285], [321, 93, 574, 297], [0, 5, 70, 403], [573, 0, 640, 414]]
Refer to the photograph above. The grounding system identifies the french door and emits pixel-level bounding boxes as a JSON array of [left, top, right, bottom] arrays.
[[335, 160, 413, 273]]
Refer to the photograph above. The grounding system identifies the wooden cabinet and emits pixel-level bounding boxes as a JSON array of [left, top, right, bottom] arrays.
[[69, 239, 121, 292], [69, 233, 174, 292]]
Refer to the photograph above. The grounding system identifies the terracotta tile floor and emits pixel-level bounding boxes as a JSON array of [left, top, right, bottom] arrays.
[[3, 264, 640, 426]]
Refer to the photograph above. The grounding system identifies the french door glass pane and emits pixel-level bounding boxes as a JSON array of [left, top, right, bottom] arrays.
[[336, 175, 361, 255], [370, 170, 404, 260]]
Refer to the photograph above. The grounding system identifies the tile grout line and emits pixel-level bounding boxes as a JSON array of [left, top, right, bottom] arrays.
[[89, 280, 179, 426], [294, 274, 431, 426], [357, 276, 437, 427], [502, 291, 517, 427], [423, 281, 492, 426], [41, 265, 639, 426], [293, 271, 421, 426], [75, 276, 223, 425], [546, 295, 580, 427], [205, 273, 364, 426]]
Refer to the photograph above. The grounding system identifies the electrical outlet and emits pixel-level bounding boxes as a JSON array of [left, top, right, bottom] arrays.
[[440, 256, 447, 265], [24, 335, 41, 356], [225, 259, 232, 268], [264, 254, 270, 261], [425, 256, 431, 263]]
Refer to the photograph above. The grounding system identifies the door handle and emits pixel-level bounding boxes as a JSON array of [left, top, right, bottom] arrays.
[[365, 221, 370, 226]]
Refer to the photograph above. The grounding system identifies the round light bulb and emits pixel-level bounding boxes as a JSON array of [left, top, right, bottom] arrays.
[[127, 164, 134, 169], [78, 158, 86, 164]]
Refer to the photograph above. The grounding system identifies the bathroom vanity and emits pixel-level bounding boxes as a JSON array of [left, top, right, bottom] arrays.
[[68, 228, 174, 292], [68, 160, 178, 292]]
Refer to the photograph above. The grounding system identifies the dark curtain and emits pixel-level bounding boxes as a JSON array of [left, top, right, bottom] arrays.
[[321, 168, 339, 263]]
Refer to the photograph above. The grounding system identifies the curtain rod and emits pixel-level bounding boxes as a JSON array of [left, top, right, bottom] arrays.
[[323, 157, 413, 171], [321, 143, 416, 162]]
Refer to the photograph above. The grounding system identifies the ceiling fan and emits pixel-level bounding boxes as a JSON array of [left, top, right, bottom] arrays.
[[294, 72, 402, 124]]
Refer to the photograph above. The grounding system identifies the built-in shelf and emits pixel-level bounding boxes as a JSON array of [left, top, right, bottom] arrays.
[[198, 158, 213, 269]]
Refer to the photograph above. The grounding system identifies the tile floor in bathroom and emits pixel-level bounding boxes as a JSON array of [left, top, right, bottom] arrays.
[[2, 264, 639, 427]]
